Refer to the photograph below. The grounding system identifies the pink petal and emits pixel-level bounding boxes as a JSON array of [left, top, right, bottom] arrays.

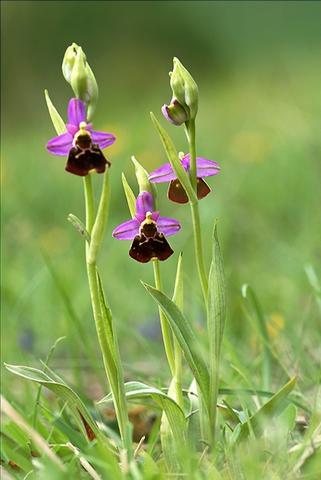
[[156, 216, 181, 237], [67, 98, 86, 126], [46, 132, 73, 156], [112, 218, 140, 240], [91, 130, 116, 149]]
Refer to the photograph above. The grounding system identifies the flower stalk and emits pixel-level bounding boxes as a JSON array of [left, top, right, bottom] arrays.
[[185, 120, 208, 302], [83, 174, 132, 458]]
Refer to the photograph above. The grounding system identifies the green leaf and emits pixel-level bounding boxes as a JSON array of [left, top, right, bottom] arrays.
[[121, 172, 136, 218], [95, 271, 133, 456], [238, 376, 297, 440], [99, 381, 186, 447], [44, 90, 66, 135], [207, 222, 226, 425], [143, 283, 209, 403], [150, 112, 197, 204], [5, 364, 103, 443]]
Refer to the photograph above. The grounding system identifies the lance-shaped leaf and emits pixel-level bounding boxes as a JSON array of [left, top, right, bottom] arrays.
[[122, 173, 136, 218], [4, 364, 103, 443], [44, 90, 66, 135], [150, 112, 197, 204], [143, 283, 209, 403], [238, 376, 297, 441], [207, 222, 226, 430]]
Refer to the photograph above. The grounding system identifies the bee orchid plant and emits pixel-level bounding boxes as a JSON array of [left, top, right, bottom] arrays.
[[8, 44, 227, 473]]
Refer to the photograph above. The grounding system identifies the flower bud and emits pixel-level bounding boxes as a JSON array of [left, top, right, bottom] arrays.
[[161, 99, 189, 126], [62, 43, 98, 120], [131, 155, 157, 204], [169, 57, 198, 120]]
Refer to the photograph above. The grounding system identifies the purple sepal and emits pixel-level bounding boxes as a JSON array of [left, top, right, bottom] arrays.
[[68, 98, 86, 125], [135, 192, 154, 218], [91, 130, 116, 149], [112, 218, 140, 240], [156, 216, 181, 237], [46, 131, 73, 156], [148, 163, 176, 183]]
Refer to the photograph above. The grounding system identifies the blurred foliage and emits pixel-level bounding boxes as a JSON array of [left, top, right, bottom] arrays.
[[2, 1, 321, 395]]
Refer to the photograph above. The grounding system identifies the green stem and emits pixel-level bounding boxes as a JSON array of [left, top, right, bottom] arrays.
[[83, 174, 131, 457], [190, 202, 208, 302], [185, 120, 208, 302], [152, 259, 175, 377]]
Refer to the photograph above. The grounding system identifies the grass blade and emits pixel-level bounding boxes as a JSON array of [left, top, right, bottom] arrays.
[[238, 376, 297, 440]]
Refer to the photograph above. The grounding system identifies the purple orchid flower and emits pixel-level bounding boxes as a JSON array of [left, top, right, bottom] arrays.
[[112, 191, 180, 263], [149, 153, 220, 204], [46, 98, 116, 176]]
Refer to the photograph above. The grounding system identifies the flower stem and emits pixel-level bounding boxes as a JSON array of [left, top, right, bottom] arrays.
[[152, 259, 175, 378], [185, 120, 208, 302], [83, 174, 131, 457]]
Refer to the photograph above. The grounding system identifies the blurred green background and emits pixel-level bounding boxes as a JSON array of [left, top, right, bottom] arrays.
[[2, 1, 321, 392]]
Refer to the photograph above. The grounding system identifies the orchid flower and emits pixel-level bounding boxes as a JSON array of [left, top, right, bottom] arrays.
[[112, 191, 180, 263], [46, 98, 115, 176], [149, 153, 220, 203]]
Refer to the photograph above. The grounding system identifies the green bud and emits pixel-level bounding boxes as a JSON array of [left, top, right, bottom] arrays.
[[131, 155, 157, 205], [169, 57, 198, 120], [62, 43, 98, 120]]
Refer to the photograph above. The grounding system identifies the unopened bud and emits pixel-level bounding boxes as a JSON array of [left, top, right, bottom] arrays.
[[169, 57, 198, 120], [62, 43, 98, 120]]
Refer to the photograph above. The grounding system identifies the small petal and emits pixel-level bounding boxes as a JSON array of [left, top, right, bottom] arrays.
[[197, 178, 211, 200], [149, 163, 177, 183], [135, 191, 154, 217], [167, 179, 189, 204], [196, 157, 220, 177], [67, 98, 86, 126], [46, 132, 73, 156], [112, 218, 140, 240], [91, 130, 116, 149], [156, 216, 181, 237]]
